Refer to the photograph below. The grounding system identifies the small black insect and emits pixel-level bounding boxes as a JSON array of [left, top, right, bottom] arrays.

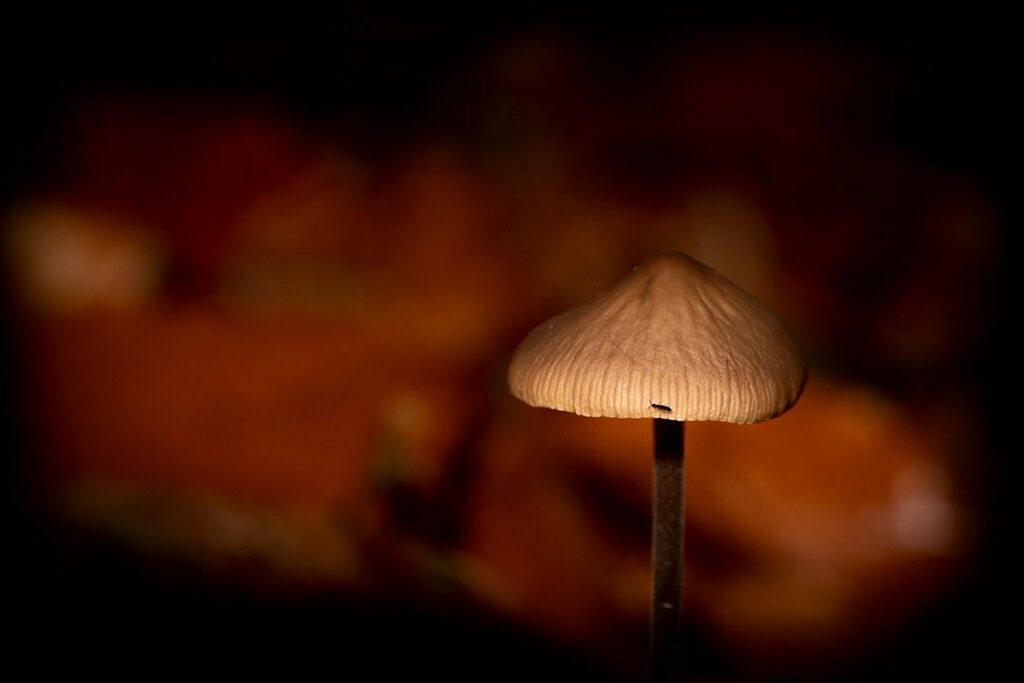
[[649, 402, 673, 413]]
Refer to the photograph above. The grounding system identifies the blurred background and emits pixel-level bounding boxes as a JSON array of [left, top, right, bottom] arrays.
[[4, 6, 1015, 681]]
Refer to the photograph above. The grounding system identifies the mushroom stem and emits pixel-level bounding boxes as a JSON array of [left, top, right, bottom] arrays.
[[651, 418, 684, 683]]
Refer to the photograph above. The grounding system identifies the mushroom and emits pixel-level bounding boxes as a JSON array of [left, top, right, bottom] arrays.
[[508, 251, 806, 682]]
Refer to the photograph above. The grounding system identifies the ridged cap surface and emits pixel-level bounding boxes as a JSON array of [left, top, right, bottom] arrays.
[[508, 252, 806, 423]]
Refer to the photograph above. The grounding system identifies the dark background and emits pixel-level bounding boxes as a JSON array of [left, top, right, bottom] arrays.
[[4, 6, 1016, 680]]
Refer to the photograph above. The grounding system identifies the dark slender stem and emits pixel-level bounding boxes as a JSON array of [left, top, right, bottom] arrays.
[[651, 418, 685, 683]]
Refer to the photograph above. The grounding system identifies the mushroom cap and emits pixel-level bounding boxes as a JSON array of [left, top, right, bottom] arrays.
[[508, 252, 807, 423]]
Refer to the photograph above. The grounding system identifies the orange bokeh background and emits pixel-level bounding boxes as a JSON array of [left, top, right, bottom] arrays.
[[5, 9, 1012, 682]]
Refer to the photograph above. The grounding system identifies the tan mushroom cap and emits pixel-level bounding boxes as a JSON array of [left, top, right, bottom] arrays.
[[509, 252, 807, 423]]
